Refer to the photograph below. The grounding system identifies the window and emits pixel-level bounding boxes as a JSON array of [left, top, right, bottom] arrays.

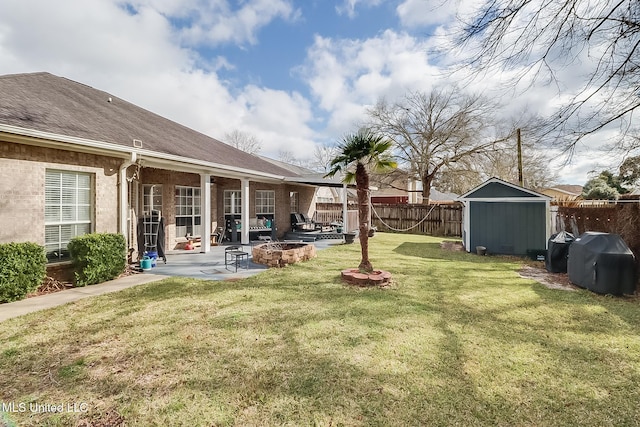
[[224, 190, 242, 215], [290, 191, 299, 213], [142, 184, 163, 215], [175, 186, 201, 237], [256, 190, 275, 215], [45, 170, 92, 261]]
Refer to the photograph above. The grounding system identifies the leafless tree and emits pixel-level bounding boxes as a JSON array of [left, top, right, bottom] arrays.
[[454, 0, 640, 154], [223, 129, 262, 155], [277, 149, 297, 165], [437, 130, 558, 194], [308, 145, 340, 173], [367, 88, 512, 203]]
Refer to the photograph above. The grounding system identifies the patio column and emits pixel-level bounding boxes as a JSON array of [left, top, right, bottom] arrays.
[[200, 173, 211, 253], [342, 184, 348, 232], [118, 152, 136, 244], [241, 178, 250, 245]]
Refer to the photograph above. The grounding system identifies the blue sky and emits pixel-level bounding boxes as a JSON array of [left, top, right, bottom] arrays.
[[0, 0, 620, 185]]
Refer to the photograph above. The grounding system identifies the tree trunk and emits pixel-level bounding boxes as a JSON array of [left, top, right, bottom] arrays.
[[421, 173, 436, 205], [356, 163, 373, 272]]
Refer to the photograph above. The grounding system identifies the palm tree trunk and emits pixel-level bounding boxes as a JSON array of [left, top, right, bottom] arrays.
[[356, 163, 373, 272]]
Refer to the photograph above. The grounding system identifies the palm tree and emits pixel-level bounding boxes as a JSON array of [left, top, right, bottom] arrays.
[[325, 128, 397, 272]]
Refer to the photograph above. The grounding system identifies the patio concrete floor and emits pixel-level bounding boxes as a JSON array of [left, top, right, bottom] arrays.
[[147, 239, 343, 281]]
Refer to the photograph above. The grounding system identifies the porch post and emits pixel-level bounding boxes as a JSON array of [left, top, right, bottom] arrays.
[[200, 173, 211, 253], [342, 184, 348, 232], [241, 178, 250, 245], [118, 152, 136, 245], [119, 167, 128, 239]]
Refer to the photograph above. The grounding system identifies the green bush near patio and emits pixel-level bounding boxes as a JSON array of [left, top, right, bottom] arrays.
[[0, 233, 639, 426], [68, 233, 126, 286], [0, 242, 46, 303]]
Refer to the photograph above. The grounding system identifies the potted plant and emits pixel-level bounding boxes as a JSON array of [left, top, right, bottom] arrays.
[[343, 231, 357, 244]]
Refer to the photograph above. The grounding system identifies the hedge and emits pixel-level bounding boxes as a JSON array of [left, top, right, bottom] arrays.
[[68, 233, 127, 286], [0, 242, 47, 303]]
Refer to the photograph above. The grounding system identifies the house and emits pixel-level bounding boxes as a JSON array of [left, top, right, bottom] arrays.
[[540, 185, 583, 201], [458, 177, 551, 256], [369, 169, 458, 204], [0, 72, 341, 274]]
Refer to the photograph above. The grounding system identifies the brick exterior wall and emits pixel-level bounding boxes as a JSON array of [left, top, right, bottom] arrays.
[[0, 140, 121, 245], [0, 140, 321, 257]]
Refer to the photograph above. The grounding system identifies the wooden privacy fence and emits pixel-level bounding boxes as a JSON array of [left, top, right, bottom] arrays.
[[371, 203, 462, 237], [314, 203, 462, 237]]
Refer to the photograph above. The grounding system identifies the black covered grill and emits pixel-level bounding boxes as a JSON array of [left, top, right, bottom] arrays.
[[568, 232, 636, 295], [546, 231, 575, 273]]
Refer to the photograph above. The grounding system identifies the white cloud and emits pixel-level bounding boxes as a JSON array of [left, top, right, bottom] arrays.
[[163, 0, 299, 47], [335, 0, 383, 19], [236, 86, 316, 158], [396, 0, 459, 28], [299, 30, 440, 134], [0, 0, 315, 160]]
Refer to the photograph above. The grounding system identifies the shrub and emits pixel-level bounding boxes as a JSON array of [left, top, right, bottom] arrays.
[[68, 233, 126, 287], [0, 242, 47, 303]]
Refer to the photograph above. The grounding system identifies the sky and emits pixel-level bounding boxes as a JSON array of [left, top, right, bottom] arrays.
[[0, 0, 623, 185]]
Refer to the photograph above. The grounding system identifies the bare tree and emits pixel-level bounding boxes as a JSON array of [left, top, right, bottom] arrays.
[[308, 145, 340, 173], [367, 88, 511, 203], [277, 149, 296, 165], [223, 129, 262, 155], [454, 0, 640, 154]]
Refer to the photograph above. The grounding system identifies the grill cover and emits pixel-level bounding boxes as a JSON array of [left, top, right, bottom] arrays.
[[546, 231, 575, 273], [568, 232, 636, 295]]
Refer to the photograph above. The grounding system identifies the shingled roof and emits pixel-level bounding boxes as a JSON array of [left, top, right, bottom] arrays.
[[0, 72, 297, 178]]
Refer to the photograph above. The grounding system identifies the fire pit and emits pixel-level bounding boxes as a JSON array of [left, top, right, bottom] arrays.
[[252, 242, 317, 268]]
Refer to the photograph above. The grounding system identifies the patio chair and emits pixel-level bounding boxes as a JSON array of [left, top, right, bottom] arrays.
[[291, 213, 318, 231]]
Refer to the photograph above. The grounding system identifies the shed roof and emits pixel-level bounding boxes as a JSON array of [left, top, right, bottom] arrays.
[[0, 72, 298, 179], [459, 177, 551, 201]]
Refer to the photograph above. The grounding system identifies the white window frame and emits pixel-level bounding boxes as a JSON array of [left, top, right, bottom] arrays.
[[142, 184, 163, 216], [224, 190, 242, 215], [175, 186, 201, 237], [290, 191, 299, 213], [256, 190, 275, 215], [45, 170, 93, 261]]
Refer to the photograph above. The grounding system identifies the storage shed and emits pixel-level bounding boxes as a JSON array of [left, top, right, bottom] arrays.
[[458, 177, 551, 256]]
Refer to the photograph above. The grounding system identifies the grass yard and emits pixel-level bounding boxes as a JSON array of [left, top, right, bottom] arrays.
[[1, 233, 639, 426]]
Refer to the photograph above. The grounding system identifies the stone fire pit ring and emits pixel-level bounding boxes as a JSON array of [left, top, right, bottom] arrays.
[[252, 242, 317, 268]]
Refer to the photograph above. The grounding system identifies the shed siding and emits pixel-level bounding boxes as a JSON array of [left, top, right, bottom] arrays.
[[469, 202, 546, 255]]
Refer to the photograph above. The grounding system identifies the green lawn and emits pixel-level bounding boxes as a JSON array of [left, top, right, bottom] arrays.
[[1, 233, 639, 426]]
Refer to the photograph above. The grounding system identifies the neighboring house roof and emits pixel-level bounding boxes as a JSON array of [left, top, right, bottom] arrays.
[[430, 188, 459, 202], [552, 185, 583, 195], [542, 185, 583, 197], [0, 72, 297, 179]]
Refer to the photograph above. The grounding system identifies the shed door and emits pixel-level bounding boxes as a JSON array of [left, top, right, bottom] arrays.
[[470, 202, 546, 255]]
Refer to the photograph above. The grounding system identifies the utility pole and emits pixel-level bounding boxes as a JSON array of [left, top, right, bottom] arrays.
[[516, 128, 524, 186]]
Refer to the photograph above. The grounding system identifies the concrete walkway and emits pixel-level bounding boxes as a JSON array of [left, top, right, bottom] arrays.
[[0, 273, 167, 322]]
